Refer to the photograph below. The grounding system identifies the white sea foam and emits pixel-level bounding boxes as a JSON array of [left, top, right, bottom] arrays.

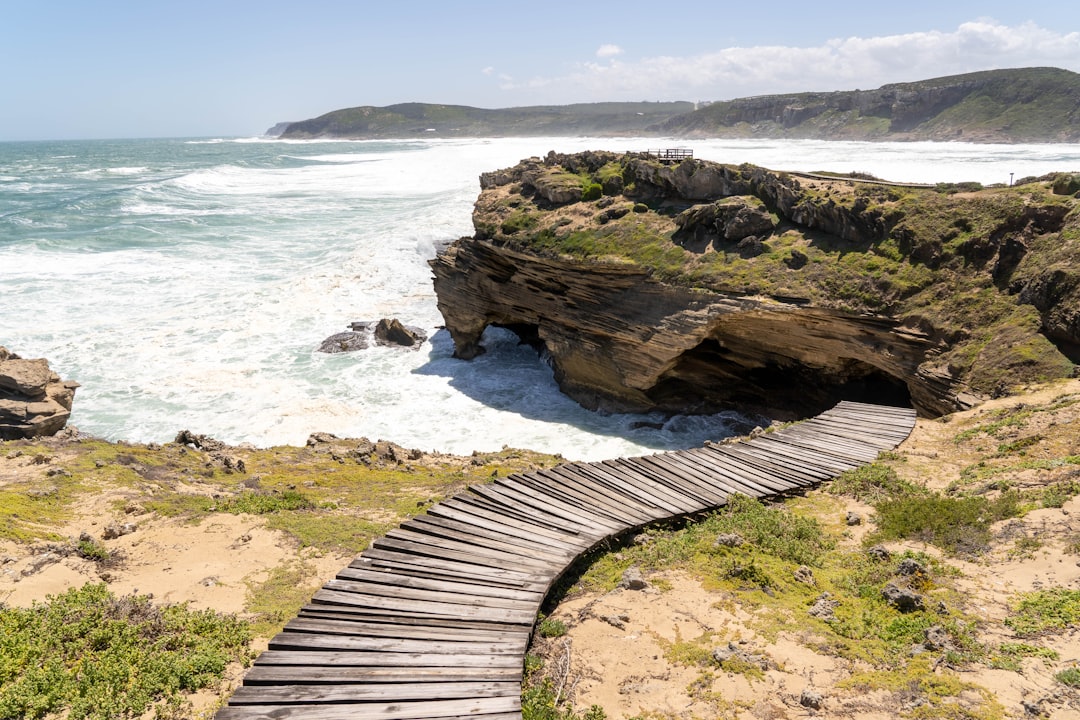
[[4, 136, 1080, 459]]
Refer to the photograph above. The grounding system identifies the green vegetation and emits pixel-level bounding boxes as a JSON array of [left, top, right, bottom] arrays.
[[537, 617, 568, 638], [1006, 589, 1080, 637], [0, 584, 251, 720], [872, 492, 1021, 557]]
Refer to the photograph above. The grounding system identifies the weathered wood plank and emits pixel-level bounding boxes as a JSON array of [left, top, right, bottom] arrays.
[[216, 695, 521, 719], [252, 650, 522, 668], [228, 681, 520, 704], [243, 665, 521, 684]]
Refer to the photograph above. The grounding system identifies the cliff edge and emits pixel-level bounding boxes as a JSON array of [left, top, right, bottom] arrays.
[[431, 152, 1080, 419]]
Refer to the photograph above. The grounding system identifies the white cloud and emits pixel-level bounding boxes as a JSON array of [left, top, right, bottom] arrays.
[[481, 66, 495, 76], [499, 21, 1080, 103], [596, 44, 623, 59]]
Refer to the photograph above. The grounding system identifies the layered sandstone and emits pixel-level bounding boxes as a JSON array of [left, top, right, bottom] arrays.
[[0, 347, 79, 439], [431, 152, 1079, 419]]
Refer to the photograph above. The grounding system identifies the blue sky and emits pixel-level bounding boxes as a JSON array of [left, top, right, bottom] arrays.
[[3, 1, 1080, 140]]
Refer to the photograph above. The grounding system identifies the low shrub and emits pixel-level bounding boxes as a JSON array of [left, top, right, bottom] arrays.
[[0, 583, 252, 720], [872, 491, 1021, 556]]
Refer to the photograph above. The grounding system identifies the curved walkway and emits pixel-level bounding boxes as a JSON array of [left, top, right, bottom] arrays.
[[215, 401, 916, 720]]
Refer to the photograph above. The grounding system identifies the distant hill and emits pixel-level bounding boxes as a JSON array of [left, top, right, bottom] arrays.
[[274, 101, 695, 139], [657, 67, 1080, 143], [272, 67, 1080, 143]]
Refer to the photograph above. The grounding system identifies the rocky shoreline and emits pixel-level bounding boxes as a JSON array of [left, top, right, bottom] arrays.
[[432, 151, 1078, 421]]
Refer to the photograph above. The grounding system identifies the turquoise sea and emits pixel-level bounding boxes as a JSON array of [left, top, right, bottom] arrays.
[[2, 136, 1079, 459]]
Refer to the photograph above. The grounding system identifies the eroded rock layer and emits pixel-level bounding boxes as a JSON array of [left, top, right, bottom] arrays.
[[0, 347, 79, 439], [432, 152, 1079, 419]]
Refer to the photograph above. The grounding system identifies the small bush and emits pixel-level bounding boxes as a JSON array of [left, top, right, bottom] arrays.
[[1006, 588, 1080, 637], [0, 583, 251, 720], [873, 491, 1020, 556], [75, 537, 110, 562], [537, 617, 568, 638], [829, 464, 925, 503], [1056, 667, 1080, 687], [581, 183, 603, 201], [501, 211, 538, 235]]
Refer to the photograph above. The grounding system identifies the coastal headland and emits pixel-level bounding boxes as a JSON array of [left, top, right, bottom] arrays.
[[432, 151, 1079, 423]]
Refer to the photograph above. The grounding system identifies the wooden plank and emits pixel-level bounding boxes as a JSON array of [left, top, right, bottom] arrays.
[[432, 497, 587, 551], [494, 475, 632, 533], [635, 454, 733, 504], [370, 536, 556, 577], [756, 433, 871, 466], [466, 485, 609, 540], [403, 514, 577, 563], [252, 650, 522, 668], [569, 461, 688, 516], [623, 455, 727, 506], [244, 665, 520, 684], [488, 479, 624, 535], [712, 442, 829, 487], [383, 527, 564, 572], [649, 451, 748, 497], [596, 460, 706, 514], [725, 439, 850, 477], [229, 682, 519, 704], [216, 695, 521, 720], [461, 486, 600, 538], [320, 578, 539, 611], [284, 617, 527, 643], [296, 606, 527, 634], [738, 436, 857, 472], [352, 550, 550, 592], [308, 588, 535, 624], [267, 631, 525, 655], [688, 447, 795, 494], [545, 465, 667, 517], [771, 426, 883, 460], [523, 469, 657, 525], [333, 566, 542, 603]]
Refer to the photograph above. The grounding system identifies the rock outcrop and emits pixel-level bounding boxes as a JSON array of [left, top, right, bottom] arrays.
[[431, 151, 1079, 419], [0, 348, 79, 440]]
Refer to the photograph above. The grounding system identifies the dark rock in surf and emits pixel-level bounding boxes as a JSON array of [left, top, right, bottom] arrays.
[[317, 331, 369, 353], [373, 318, 428, 349]]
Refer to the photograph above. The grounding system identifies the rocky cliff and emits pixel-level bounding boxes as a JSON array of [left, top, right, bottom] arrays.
[[431, 152, 1080, 419], [0, 347, 79, 439]]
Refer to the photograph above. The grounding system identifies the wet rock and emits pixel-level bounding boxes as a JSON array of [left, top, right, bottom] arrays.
[[316, 331, 368, 353], [883, 582, 925, 613], [374, 318, 427, 349], [619, 566, 648, 591]]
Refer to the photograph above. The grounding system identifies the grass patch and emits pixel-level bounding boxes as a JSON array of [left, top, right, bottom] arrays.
[[1055, 667, 1080, 688], [1005, 588, 1080, 637], [537, 617, 568, 638], [0, 583, 251, 720], [828, 463, 926, 503], [244, 560, 323, 639], [871, 491, 1021, 556]]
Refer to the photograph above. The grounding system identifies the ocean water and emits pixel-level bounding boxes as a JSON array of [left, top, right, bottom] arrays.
[[2, 136, 1079, 460]]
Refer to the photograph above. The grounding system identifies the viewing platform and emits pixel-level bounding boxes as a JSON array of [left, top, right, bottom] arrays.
[[646, 148, 693, 164], [215, 401, 917, 720]]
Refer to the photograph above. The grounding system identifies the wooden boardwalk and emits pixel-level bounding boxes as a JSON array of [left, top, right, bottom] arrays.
[[215, 401, 916, 720]]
